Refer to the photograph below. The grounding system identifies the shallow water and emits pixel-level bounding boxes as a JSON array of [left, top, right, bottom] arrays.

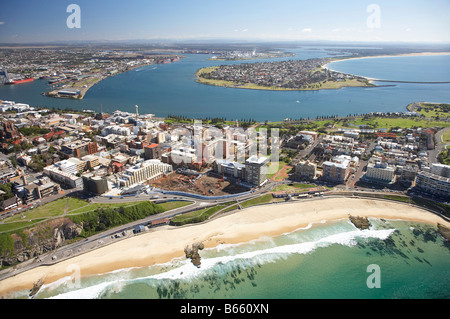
[[18, 218, 449, 300]]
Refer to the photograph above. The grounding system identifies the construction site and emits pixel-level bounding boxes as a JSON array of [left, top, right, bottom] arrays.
[[150, 169, 249, 196]]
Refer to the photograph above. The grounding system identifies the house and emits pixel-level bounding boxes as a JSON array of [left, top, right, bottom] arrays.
[[0, 196, 22, 211]]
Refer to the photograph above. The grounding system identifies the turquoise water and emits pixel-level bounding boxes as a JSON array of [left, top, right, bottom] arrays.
[[16, 218, 449, 299], [1, 49, 450, 121]]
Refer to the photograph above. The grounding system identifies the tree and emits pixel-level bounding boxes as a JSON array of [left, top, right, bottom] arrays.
[[10, 157, 17, 168]]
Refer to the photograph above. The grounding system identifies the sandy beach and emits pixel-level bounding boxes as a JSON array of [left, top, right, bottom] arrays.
[[321, 51, 450, 79], [0, 197, 449, 297]]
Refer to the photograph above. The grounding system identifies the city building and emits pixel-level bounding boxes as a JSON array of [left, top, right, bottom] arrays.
[[245, 155, 269, 186], [415, 163, 450, 199], [295, 160, 317, 180], [144, 143, 162, 160], [118, 159, 173, 188], [415, 171, 450, 199], [298, 131, 319, 141], [0, 121, 21, 142], [214, 159, 246, 180], [165, 147, 197, 166], [83, 175, 110, 195], [22, 177, 61, 203], [363, 161, 395, 185], [61, 139, 99, 158], [430, 163, 450, 178], [82, 155, 101, 170], [101, 125, 131, 137], [398, 166, 418, 188], [44, 165, 83, 189], [54, 160, 78, 175], [0, 196, 22, 211], [322, 155, 350, 184]]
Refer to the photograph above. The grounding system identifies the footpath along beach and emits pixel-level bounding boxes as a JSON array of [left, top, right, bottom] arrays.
[[0, 197, 449, 297]]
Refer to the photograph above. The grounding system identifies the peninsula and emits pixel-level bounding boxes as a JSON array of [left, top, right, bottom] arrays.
[[195, 57, 375, 91]]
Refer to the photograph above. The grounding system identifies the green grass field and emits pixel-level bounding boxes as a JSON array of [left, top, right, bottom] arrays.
[[170, 204, 227, 225], [443, 130, 450, 143], [416, 103, 450, 118], [0, 199, 194, 234], [345, 117, 450, 129], [240, 194, 282, 208]]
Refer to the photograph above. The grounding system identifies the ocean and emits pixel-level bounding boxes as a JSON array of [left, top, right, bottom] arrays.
[[1, 48, 450, 121], [12, 218, 450, 300]]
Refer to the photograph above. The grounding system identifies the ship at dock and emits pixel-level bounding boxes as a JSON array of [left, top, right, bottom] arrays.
[[156, 56, 181, 64], [5, 78, 34, 85]]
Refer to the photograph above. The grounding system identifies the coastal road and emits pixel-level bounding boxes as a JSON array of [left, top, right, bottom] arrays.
[[0, 182, 277, 283], [428, 127, 450, 164]]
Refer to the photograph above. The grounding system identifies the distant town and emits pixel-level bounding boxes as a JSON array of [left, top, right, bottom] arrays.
[[209, 50, 295, 61], [196, 58, 374, 90], [0, 98, 448, 218], [0, 47, 183, 99]]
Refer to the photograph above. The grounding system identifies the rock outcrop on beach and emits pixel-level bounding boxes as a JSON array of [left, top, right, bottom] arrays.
[[349, 215, 371, 230], [437, 223, 450, 241], [184, 242, 205, 268]]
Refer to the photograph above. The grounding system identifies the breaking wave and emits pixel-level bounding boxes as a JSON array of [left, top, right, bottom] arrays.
[[48, 226, 395, 299]]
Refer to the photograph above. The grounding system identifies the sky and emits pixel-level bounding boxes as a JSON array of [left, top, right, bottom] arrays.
[[0, 0, 449, 44]]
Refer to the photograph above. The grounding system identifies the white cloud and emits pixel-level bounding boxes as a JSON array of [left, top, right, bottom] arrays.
[[405, 28, 412, 32], [0, 22, 5, 25], [302, 28, 312, 33]]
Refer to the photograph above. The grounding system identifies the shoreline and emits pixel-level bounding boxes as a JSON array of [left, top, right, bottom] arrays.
[[1, 197, 449, 298], [322, 51, 450, 82], [195, 67, 374, 92], [46, 56, 185, 100]]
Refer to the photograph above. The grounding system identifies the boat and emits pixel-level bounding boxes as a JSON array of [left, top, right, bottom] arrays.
[[5, 78, 34, 85], [48, 78, 62, 84]]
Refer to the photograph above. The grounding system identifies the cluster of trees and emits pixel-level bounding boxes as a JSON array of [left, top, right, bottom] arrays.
[[438, 149, 450, 166], [69, 201, 164, 237], [18, 127, 50, 137], [166, 114, 192, 123], [0, 183, 14, 201], [3, 140, 34, 155], [27, 147, 57, 172]]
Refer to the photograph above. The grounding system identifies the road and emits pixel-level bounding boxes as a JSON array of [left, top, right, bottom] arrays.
[[428, 126, 450, 164], [0, 179, 278, 282]]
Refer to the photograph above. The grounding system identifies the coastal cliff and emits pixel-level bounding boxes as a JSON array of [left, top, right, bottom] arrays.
[[0, 218, 82, 268]]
